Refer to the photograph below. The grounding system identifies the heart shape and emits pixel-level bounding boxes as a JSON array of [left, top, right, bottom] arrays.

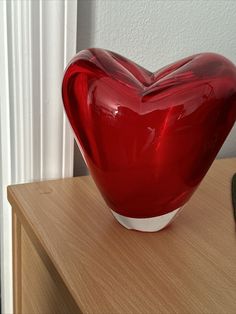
[[62, 49, 236, 228]]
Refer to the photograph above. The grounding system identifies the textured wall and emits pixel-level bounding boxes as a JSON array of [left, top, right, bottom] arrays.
[[75, 0, 236, 174]]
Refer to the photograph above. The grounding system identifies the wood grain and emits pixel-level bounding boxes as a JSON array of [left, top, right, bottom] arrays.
[[21, 224, 80, 314], [8, 158, 236, 313], [12, 210, 22, 314]]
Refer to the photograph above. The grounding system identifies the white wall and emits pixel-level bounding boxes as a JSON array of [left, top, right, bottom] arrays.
[[76, 0, 236, 163]]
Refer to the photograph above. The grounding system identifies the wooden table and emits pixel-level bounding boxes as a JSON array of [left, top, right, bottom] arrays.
[[8, 158, 236, 314]]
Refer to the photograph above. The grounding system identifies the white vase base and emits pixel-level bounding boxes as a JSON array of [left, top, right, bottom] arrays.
[[111, 207, 181, 232]]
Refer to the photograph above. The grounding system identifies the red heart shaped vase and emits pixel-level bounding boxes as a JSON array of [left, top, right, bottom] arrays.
[[62, 49, 236, 231]]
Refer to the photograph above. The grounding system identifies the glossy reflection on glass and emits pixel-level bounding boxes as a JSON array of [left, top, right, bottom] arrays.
[[62, 49, 236, 220]]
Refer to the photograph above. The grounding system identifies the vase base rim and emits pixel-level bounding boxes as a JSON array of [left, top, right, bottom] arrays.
[[111, 207, 181, 232]]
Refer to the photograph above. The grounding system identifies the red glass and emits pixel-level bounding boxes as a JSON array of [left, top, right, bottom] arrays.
[[62, 49, 236, 219]]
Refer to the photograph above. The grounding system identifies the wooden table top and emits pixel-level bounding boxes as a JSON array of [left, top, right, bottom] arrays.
[[8, 158, 236, 313]]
